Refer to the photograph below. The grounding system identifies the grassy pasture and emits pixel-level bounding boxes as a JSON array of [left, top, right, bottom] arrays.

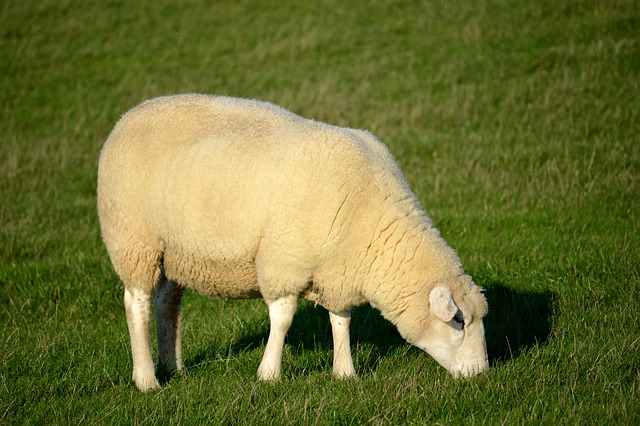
[[1, 0, 638, 424]]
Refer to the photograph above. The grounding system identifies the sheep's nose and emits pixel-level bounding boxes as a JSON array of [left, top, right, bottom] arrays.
[[452, 362, 488, 378]]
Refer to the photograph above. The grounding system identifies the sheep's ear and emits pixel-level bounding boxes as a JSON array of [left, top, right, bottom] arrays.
[[429, 286, 458, 322]]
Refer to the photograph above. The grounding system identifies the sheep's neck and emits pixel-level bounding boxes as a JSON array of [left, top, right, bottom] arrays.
[[360, 211, 463, 338]]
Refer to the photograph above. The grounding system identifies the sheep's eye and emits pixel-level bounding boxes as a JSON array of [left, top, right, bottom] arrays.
[[453, 313, 465, 329]]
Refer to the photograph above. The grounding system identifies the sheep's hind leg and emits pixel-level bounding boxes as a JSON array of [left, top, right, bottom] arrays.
[[154, 278, 185, 380], [257, 295, 297, 381], [124, 286, 160, 391], [330, 310, 356, 378]]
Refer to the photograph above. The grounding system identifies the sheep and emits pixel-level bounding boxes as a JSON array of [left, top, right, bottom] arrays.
[[97, 94, 489, 391]]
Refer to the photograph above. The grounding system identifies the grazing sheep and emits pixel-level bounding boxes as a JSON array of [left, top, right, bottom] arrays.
[[97, 94, 488, 391]]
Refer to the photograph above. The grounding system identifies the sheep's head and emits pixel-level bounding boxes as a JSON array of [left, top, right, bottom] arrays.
[[399, 275, 489, 377]]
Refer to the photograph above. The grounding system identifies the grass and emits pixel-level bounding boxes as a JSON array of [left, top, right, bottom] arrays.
[[1, 0, 638, 423]]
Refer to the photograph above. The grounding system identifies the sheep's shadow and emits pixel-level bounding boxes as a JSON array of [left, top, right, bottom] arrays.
[[184, 281, 554, 374], [481, 282, 555, 364]]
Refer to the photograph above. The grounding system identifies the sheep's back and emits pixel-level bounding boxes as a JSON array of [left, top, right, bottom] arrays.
[[97, 94, 412, 300]]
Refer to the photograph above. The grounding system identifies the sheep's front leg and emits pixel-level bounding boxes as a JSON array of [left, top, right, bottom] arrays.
[[257, 295, 297, 380], [154, 278, 185, 378], [124, 287, 160, 391], [330, 310, 356, 378]]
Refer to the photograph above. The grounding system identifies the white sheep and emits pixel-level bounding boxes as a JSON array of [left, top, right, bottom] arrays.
[[97, 94, 488, 391]]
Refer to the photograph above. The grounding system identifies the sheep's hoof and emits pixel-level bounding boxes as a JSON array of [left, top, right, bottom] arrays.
[[332, 370, 358, 380], [133, 374, 161, 392], [256, 368, 281, 382], [156, 363, 182, 385]]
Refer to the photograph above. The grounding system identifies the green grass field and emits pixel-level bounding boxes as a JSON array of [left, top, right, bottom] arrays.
[[1, 0, 638, 423]]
